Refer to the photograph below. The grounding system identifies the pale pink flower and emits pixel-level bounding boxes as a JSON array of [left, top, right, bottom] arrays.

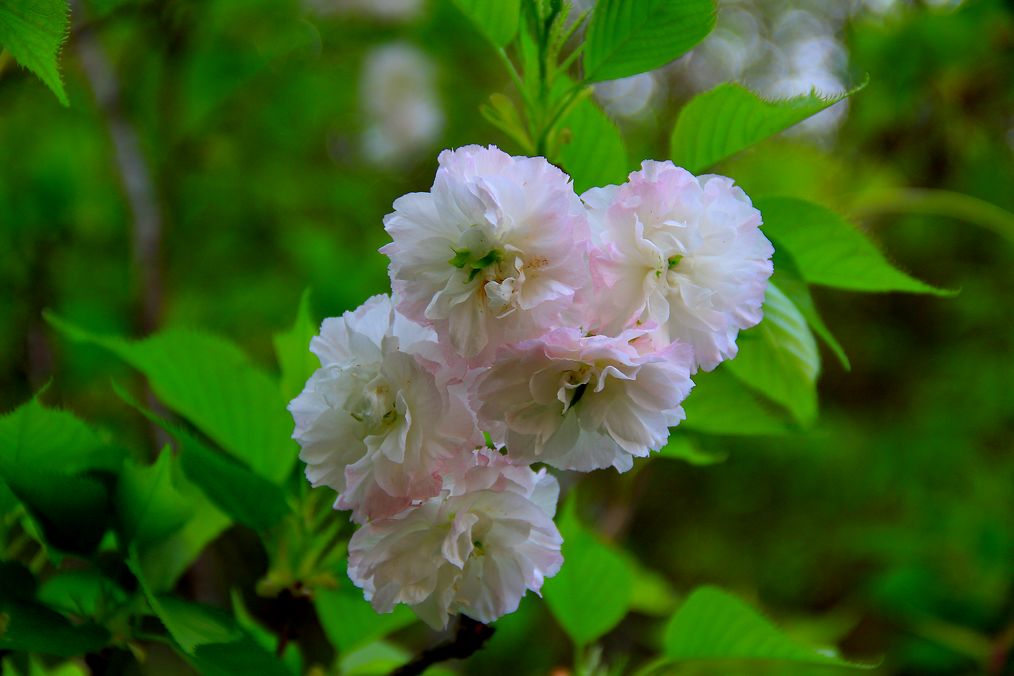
[[289, 295, 480, 523], [474, 328, 695, 472], [442, 447, 560, 518], [347, 456, 562, 629], [381, 145, 590, 363], [584, 161, 773, 371]]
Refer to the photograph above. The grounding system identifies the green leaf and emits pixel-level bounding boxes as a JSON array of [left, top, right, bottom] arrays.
[[480, 93, 534, 155], [556, 91, 628, 193], [46, 313, 298, 483], [3, 656, 89, 676], [129, 551, 292, 676], [96, 404, 231, 593], [173, 427, 290, 531], [682, 368, 790, 437], [452, 0, 520, 47], [662, 586, 870, 670], [135, 497, 230, 593], [273, 289, 319, 403], [231, 590, 302, 675], [150, 596, 242, 653], [113, 383, 289, 532], [726, 283, 820, 426], [0, 400, 119, 553], [339, 641, 410, 676], [0, 470, 109, 554], [0, 397, 123, 475], [657, 433, 727, 466], [543, 499, 633, 645], [315, 578, 416, 654], [116, 448, 195, 547], [623, 554, 679, 617], [37, 571, 127, 619], [0, 571, 98, 671], [0, 0, 70, 105], [0, 600, 109, 657], [191, 636, 294, 676], [516, 16, 540, 102], [670, 82, 864, 173], [772, 249, 850, 370], [0, 477, 17, 516], [583, 0, 716, 82], [756, 197, 950, 295]]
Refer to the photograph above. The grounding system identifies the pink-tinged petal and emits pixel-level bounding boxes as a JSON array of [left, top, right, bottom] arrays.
[[310, 295, 391, 366], [473, 328, 695, 472], [288, 294, 481, 525], [581, 160, 773, 372], [345, 470, 562, 630], [382, 145, 591, 364]]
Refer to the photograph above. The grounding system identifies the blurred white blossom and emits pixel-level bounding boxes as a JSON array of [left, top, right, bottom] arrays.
[[594, 73, 659, 120], [305, 0, 422, 21], [361, 43, 443, 167]]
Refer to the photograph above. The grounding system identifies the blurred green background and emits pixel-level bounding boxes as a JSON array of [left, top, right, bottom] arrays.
[[1, 0, 1012, 673]]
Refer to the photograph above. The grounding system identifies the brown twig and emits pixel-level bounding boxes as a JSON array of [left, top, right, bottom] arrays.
[[390, 615, 495, 676]]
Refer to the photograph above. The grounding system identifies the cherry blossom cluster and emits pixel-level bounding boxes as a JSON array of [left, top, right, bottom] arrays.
[[289, 145, 773, 629]]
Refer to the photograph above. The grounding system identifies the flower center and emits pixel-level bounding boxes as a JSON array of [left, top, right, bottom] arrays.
[[347, 373, 398, 435], [655, 251, 683, 275], [560, 364, 593, 414], [449, 225, 506, 282]]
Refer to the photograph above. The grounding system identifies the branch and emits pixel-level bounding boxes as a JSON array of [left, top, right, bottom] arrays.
[[70, 0, 169, 453], [391, 615, 495, 676], [71, 0, 164, 334]]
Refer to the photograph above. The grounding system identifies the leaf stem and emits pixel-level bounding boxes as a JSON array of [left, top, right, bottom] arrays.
[[850, 188, 1014, 246], [494, 47, 540, 149], [573, 642, 586, 673], [557, 42, 584, 74], [536, 83, 593, 157], [630, 656, 669, 676], [495, 48, 529, 105], [559, 9, 591, 49]]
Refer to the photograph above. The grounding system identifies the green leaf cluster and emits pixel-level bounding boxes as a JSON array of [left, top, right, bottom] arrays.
[[0, 295, 413, 671], [466, 0, 717, 190]]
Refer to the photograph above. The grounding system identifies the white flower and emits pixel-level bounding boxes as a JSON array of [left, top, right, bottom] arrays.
[[288, 295, 479, 523], [594, 72, 658, 119], [382, 145, 590, 362], [347, 455, 562, 629], [474, 328, 695, 473], [443, 447, 560, 518], [360, 43, 443, 166], [585, 161, 774, 371], [326, 0, 423, 20]]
